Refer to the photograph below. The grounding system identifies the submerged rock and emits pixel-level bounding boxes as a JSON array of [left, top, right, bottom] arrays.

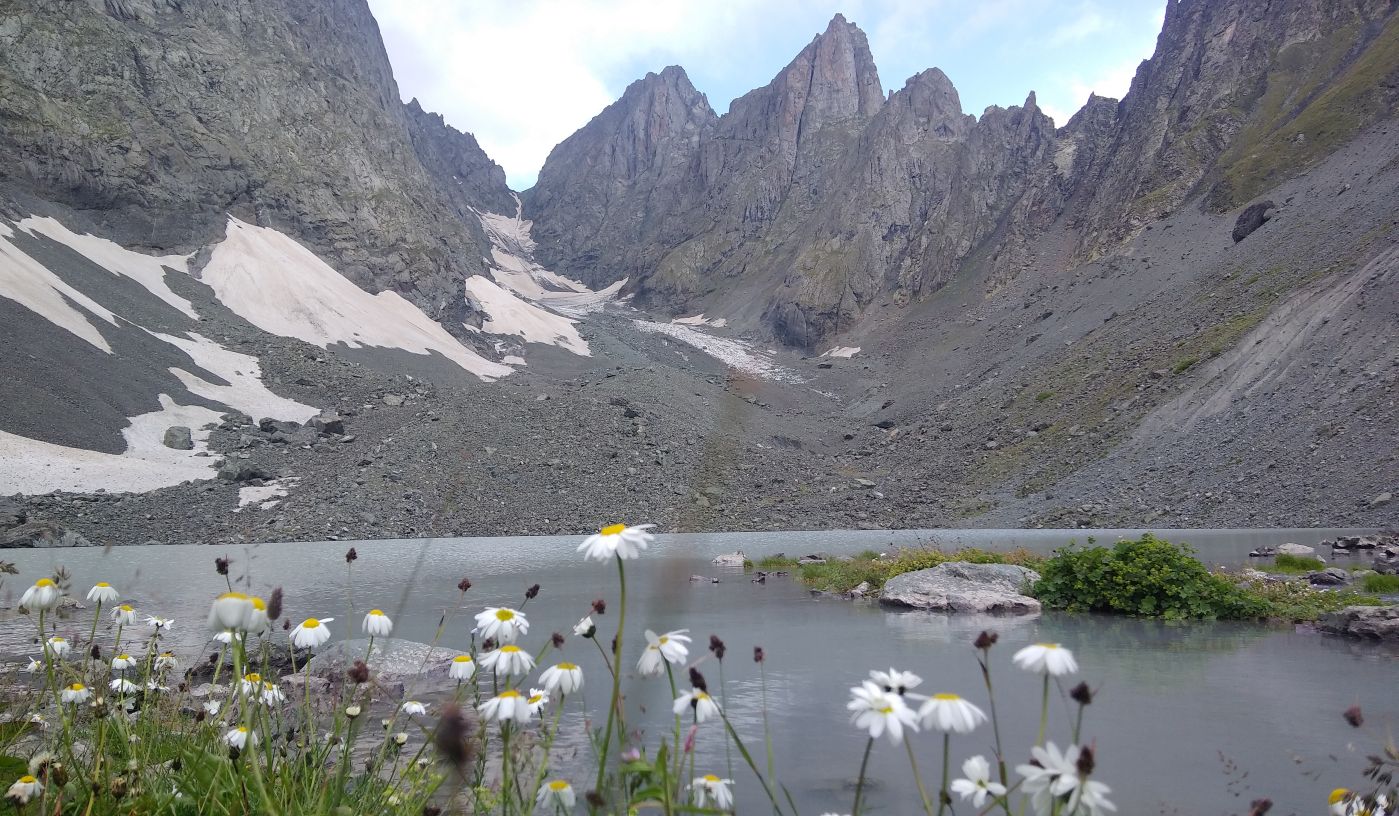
[[1319, 605, 1399, 640], [879, 562, 1041, 614]]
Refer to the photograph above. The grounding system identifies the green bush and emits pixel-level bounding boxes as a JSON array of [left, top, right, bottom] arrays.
[[1032, 534, 1269, 620]]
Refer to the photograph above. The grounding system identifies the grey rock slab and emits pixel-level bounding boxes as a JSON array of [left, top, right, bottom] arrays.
[[162, 426, 194, 450], [1319, 605, 1399, 640], [306, 638, 467, 686], [879, 562, 1042, 614], [1276, 543, 1316, 556], [2, 520, 90, 548]]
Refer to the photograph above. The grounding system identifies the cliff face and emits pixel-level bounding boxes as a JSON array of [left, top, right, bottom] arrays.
[[0, 0, 513, 327], [526, 2, 1399, 347]]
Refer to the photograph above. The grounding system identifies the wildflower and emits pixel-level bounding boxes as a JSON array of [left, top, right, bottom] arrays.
[[537, 779, 576, 810], [539, 662, 583, 695], [478, 689, 533, 723], [224, 726, 253, 749], [448, 654, 475, 681], [257, 683, 283, 706], [709, 635, 727, 660], [1017, 742, 1110, 815], [20, 578, 60, 612], [203, 701, 221, 716], [526, 688, 549, 715], [474, 607, 529, 643], [238, 673, 263, 696], [691, 774, 734, 810], [110, 604, 136, 626], [23, 658, 40, 673], [145, 615, 175, 631], [345, 547, 357, 563], [212, 631, 243, 645], [578, 523, 655, 561], [60, 683, 90, 704], [146, 680, 170, 693], [847, 680, 918, 745], [917, 693, 988, 734], [345, 704, 362, 718], [246, 597, 269, 633], [869, 667, 923, 697], [110, 654, 137, 672], [362, 609, 393, 637], [637, 629, 691, 676], [86, 582, 119, 604], [6, 775, 41, 804], [479, 644, 535, 676], [207, 592, 253, 632], [44, 637, 71, 658], [673, 688, 720, 723], [401, 701, 427, 717], [154, 652, 177, 671], [1012, 643, 1078, 676], [290, 617, 333, 649], [950, 755, 1007, 807], [393, 732, 408, 747], [573, 616, 595, 638], [109, 678, 139, 694]]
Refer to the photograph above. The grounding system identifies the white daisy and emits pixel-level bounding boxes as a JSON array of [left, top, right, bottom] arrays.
[[691, 774, 734, 810], [869, 667, 923, 696], [1012, 643, 1078, 676], [224, 726, 254, 749], [246, 597, 269, 633], [5, 775, 41, 805], [290, 617, 334, 649], [917, 693, 988, 734], [212, 631, 243, 645], [538, 662, 584, 695], [207, 592, 253, 632], [110, 653, 137, 672], [478, 689, 533, 723], [44, 637, 70, 658], [536, 779, 576, 810], [110, 604, 136, 626], [448, 654, 476, 681], [573, 616, 596, 637], [1016, 742, 1081, 816], [526, 688, 550, 715], [154, 652, 177, 671], [1071, 779, 1116, 815], [19, 579, 60, 612], [109, 678, 140, 694], [578, 523, 655, 561], [362, 609, 393, 637], [847, 680, 919, 745], [238, 673, 264, 697], [203, 701, 221, 717], [401, 700, 427, 716], [637, 629, 691, 676], [673, 688, 721, 723], [145, 615, 175, 631], [479, 644, 535, 676], [60, 683, 91, 704], [474, 607, 529, 643], [22, 658, 40, 674], [950, 755, 1007, 808], [86, 582, 119, 604]]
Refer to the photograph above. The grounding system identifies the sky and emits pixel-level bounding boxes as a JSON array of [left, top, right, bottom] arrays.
[[368, 0, 1169, 191]]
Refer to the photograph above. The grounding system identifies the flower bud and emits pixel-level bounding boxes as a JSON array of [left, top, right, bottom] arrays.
[[1343, 705, 1363, 728], [709, 635, 726, 660], [1075, 745, 1095, 777], [1070, 682, 1093, 706], [347, 661, 369, 685], [551, 632, 565, 648], [973, 630, 998, 650], [525, 583, 540, 600], [1248, 798, 1272, 816], [591, 598, 606, 615], [753, 646, 765, 663], [457, 578, 472, 593], [688, 667, 708, 693], [267, 588, 283, 622], [215, 557, 231, 576], [345, 705, 362, 719], [345, 547, 358, 563]]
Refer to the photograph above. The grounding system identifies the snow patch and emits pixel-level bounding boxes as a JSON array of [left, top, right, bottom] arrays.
[[0, 396, 222, 494], [18, 217, 197, 318], [673, 314, 729, 328], [821, 346, 861, 358], [237, 477, 298, 510], [150, 331, 318, 422], [195, 218, 512, 380], [477, 201, 622, 318], [463, 275, 589, 356], [633, 321, 800, 382], [0, 227, 119, 352]]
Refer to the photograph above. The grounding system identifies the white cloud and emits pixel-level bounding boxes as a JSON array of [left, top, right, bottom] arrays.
[[1048, 5, 1108, 46]]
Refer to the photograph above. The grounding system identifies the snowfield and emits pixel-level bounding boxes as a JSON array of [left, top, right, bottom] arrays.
[[463, 275, 590, 356], [478, 201, 623, 317], [633, 320, 800, 382]]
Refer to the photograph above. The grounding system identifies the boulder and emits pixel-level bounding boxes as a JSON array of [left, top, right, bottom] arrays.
[[162, 426, 194, 450], [382, 394, 405, 406], [1368, 492, 1393, 509], [257, 418, 301, 434], [0, 499, 25, 530], [1231, 200, 1276, 242], [1307, 567, 1350, 586], [1275, 543, 1315, 557], [217, 460, 270, 483], [305, 638, 467, 688], [1374, 546, 1399, 576], [711, 551, 746, 567], [306, 413, 346, 435], [879, 562, 1042, 614], [3, 521, 90, 548], [1319, 605, 1399, 640]]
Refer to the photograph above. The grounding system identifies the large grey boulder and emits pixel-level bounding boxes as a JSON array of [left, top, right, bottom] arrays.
[[306, 638, 467, 685], [1231, 200, 1276, 242], [1374, 546, 1399, 576], [1319, 606, 1399, 640], [162, 426, 194, 450], [306, 413, 345, 435], [1275, 543, 1316, 557], [879, 562, 1041, 614], [217, 460, 270, 483], [0, 499, 25, 530], [3, 520, 90, 548]]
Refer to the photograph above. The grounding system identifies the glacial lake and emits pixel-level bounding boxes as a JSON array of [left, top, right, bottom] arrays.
[[3, 528, 1395, 814]]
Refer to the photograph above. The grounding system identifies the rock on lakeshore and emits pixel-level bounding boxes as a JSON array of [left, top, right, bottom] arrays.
[[879, 562, 1042, 614], [1318, 605, 1399, 640]]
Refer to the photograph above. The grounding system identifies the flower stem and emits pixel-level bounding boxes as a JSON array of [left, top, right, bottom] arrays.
[[904, 735, 936, 816], [1037, 674, 1049, 746], [937, 733, 950, 816], [977, 653, 1009, 789], [593, 555, 627, 795], [852, 736, 874, 816]]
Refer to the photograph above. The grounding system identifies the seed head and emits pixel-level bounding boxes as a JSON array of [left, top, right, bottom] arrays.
[[432, 703, 476, 770], [215, 557, 231, 576], [281, 618, 291, 631], [688, 667, 708, 693], [591, 598, 606, 615], [585, 790, 606, 809], [482, 637, 497, 652], [753, 646, 765, 663], [457, 577, 472, 593], [345, 547, 358, 563], [1070, 682, 1094, 706], [709, 635, 726, 661], [90, 644, 101, 661], [347, 661, 369, 684], [1075, 745, 1095, 777], [525, 583, 540, 600], [267, 587, 283, 622], [1344, 705, 1364, 728], [1248, 798, 1273, 816], [551, 632, 565, 648], [974, 630, 998, 650]]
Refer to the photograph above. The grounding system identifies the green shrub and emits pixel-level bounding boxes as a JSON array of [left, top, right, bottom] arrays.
[[1360, 573, 1399, 594], [1035, 391, 1054, 402], [1270, 553, 1327, 573], [1032, 534, 1268, 620], [1171, 356, 1200, 374]]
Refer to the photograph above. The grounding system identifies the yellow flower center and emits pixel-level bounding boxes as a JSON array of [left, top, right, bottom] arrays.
[[528, 694, 544, 704], [68, 683, 84, 691], [251, 597, 266, 611], [302, 618, 321, 629], [35, 579, 54, 588], [117, 654, 131, 661], [1331, 789, 1351, 805], [453, 655, 473, 663], [218, 592, 249, 601], [557, 662, 578, 670], [236, 726, 248, 733], [878, 705, 894, 714], [1036, 643, 1059, 649], [548, 780, 569, 791], [500, 645, 521, 654], [119, 605, 132, 612], [498, 690, 521, 699], [933, 693, 961, 701], [494, 608, 515, 621], [50, 637, 65, 643], [702, 774, 720, 783], [160, 652, 173, 658], [18, 776, 35, 784], [369, 609, 384, 616], [601, 523, 626, 536], [696, 692, 711, 700], [658, 636, 669, 645], [245, 673, 261, 683], [95, 582, 110, 588]]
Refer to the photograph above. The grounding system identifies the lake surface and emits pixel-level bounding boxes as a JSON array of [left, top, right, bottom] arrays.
[[2, 528, 1394, 814]]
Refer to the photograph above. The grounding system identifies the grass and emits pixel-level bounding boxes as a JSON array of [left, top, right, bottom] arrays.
[[755, 555, 798, 569], [797, 547, 1045, 593], [1269, 554, 1327, 574], [1360, 573, 1399, 594], [1035, 391, 1054, 402], [1239, 580, 1383, 623]]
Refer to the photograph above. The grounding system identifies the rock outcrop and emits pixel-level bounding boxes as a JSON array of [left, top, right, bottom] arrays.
[[1319, 605, 1399, 640], [878, 562, 1042, 614]]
